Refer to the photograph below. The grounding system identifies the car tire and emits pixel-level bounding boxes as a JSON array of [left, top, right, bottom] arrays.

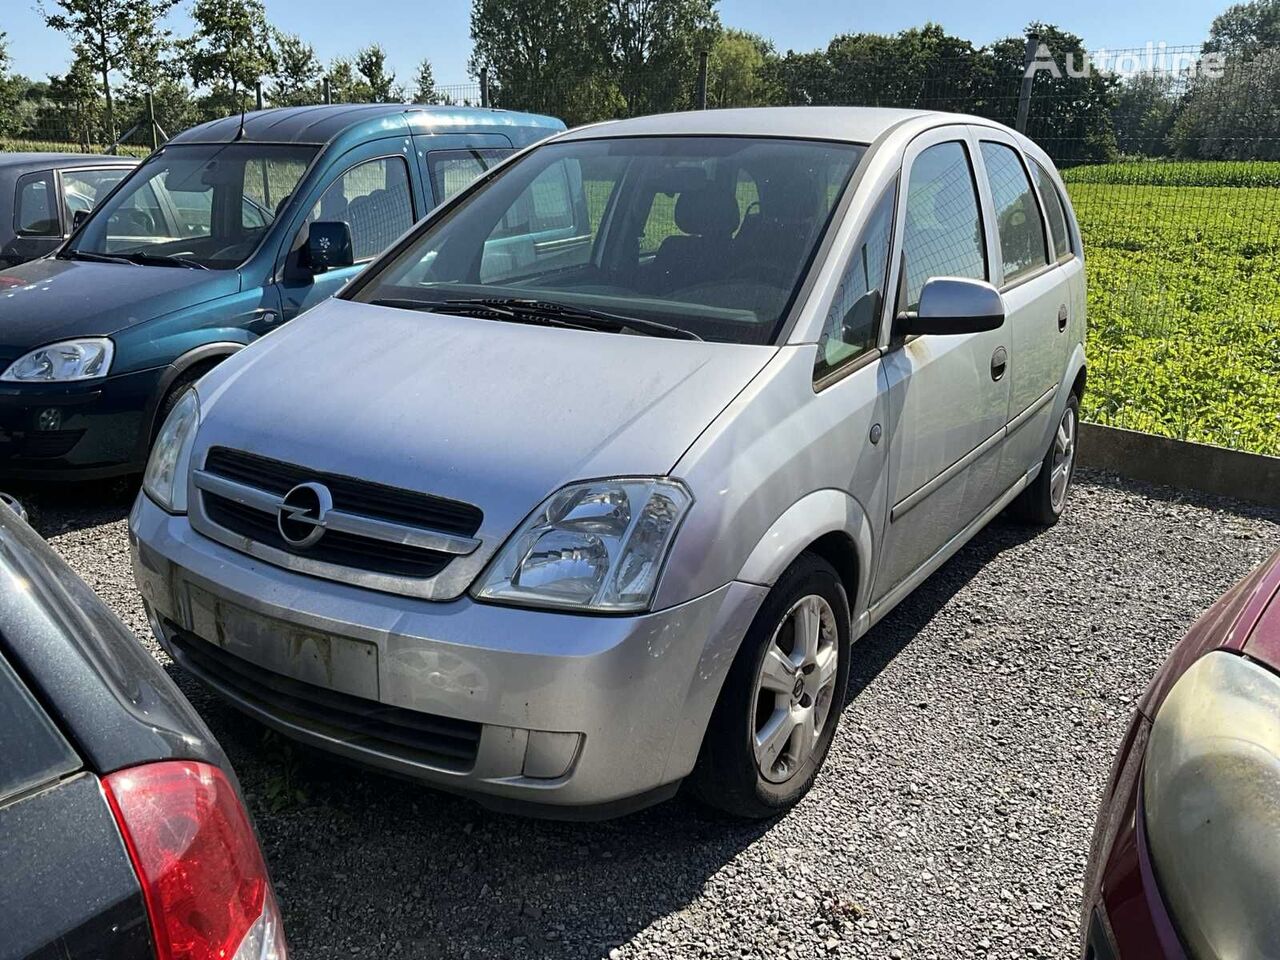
[[690, 552, 851, 820], [1010, 392, 1079, 526], [150, 370, 207, 447]]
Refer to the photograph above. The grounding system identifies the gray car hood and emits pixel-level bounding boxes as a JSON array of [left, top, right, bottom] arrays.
[[195, 298, 773, 549]]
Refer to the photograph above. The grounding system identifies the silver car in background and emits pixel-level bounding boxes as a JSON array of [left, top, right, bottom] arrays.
[[130, 107, 1086, 819]]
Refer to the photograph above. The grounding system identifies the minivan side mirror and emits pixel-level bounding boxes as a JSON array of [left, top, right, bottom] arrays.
[[303, 220, 354, 274], [894, 277, 1005, 337]]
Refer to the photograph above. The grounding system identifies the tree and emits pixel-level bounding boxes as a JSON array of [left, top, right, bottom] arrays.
[[326, 57, 360, 103], [355, 44, 399, 102], [0, 34, 22, 136], [707, 28, 773, 107], [413, 57, 441, 104], [600, 0, 720, 115], [1112, 71, 1180, 156], [469, 0, 618, 124], [185, 0, 275, 115], [40, 0, 177, 141], [270, 32, 321, 106], [1205, 0, 1280, 58], [1171, 47, 1280, 158]]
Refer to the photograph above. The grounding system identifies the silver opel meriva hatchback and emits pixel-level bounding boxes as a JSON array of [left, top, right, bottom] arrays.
[[130, 107, 1086, 819]]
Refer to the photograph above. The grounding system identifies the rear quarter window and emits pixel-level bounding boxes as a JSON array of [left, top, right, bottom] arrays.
[[0, 652, 79, 805]]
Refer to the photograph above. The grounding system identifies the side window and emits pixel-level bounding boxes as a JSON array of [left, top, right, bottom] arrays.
[[901, 141, 986, 311], [14, 172, 59, 236], [815, 183, 895, 383], [980, 142, 1049, 285], [61, 168, 129, 224], [1030, 158, 1072, 261], [427, 149, 511, 206], [310, 156, 415, 262]]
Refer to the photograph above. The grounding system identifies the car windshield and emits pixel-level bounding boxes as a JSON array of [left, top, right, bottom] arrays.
[[64, 143, 316, 270], [350, 136, 866, 344]]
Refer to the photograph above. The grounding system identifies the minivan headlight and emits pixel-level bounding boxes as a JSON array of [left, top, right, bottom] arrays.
[[1142, 650, 1280, 959], [1, 338, 113, 382], [473, 478, 692, 613], [143, 390, 200, 514]]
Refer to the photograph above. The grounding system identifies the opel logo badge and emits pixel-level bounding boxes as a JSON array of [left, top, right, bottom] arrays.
[[277, 482, 332, 549]]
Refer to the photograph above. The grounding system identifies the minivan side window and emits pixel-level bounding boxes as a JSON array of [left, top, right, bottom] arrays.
[[1029, 158, 1073, 261], [61, 168, 130, 225], [14, 172, 59, 236], [309, 156, 415, 262], [979, 142, 1049, 285], [901, 141, 986, 312], [815, 182, 895, 383], [427, 149, 512, 206]]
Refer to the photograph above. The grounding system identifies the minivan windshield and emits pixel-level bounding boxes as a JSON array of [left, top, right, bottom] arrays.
[[351, 136, 866, 344], [64, 143, 316, 270]]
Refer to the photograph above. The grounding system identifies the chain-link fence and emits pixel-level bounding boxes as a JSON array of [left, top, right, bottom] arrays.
[[4, 41, 1277, 454]]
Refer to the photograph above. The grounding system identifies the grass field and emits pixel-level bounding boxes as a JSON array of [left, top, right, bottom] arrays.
[[1, 137, 150, 157], [1064, 162, 1280, 455]]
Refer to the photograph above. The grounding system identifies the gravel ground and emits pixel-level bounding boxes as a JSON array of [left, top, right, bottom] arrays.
[[20, 471, 1280, 960]]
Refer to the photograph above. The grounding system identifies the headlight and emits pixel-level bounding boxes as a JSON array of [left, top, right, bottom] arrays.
[[1, 338, 113, 382], [1142, 650, 1280, 958], [142, 390, 200, 514], [472, 478, 692, 612]]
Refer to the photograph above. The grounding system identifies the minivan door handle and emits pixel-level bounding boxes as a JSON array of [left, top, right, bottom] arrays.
[[990, 346, 1008, 381], [1057, 304, 1068, 332]]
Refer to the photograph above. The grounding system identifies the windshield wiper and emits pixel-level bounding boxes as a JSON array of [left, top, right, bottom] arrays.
[[59, 250, 133, 265], [443, 297, 702, 341], [115, 252, 209, 270]]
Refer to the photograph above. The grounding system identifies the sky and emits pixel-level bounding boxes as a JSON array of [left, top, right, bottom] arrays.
[[3, 0, 1222, 90]]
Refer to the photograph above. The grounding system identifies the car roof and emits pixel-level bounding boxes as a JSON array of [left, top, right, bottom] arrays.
[[0, 153, 140, 172], [167, 103, 565, 147], [555, 106, 975, 144]]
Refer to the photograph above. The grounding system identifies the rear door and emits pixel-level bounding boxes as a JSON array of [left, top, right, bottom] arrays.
[[0, 651, 151, 960], [413, 132, 513, 210], [871, 127, 1010, 605], [972, 130, 1063, 491]]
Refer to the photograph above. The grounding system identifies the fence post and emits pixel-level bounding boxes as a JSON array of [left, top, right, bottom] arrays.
[[146, 92, 159, 151], [480, 67, 490, 108], [695, 50, 709, 109], [323, 77, 332, 105], [255, 81, 264, 111], [1016, 32, 1039, 133]]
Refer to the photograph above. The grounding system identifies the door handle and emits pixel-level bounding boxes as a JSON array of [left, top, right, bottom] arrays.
[[990, 346, 1008, 381], [1057, 305, 1068, 332]]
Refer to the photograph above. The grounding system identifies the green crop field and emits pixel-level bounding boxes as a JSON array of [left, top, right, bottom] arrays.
[[0, 137, 150, 157], [1064, 162, 1280, 455]]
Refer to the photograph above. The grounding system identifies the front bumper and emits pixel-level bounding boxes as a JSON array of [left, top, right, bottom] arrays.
[[0, 367, 163, 477], [1079, 712, 1186, 959], [129, 493, 767, 817]]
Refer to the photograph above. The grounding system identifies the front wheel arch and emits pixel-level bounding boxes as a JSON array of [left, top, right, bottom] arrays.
[[134, 343, 243, 462]]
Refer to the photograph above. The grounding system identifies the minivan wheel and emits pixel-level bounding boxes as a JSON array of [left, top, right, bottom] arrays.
[[1010, 392, 1079, 526], [690, 552, 851, 819]]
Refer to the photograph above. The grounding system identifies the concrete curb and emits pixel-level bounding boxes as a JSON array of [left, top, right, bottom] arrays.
[[1078, 422, 1280, 508]]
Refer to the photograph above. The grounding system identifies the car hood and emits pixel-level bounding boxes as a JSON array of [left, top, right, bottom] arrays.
[[194, 298, 774, 552], [0, 257, 238, 355]]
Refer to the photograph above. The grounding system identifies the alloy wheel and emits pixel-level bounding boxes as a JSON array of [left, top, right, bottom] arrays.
[[751, 594, 839, 784], [1050, 405, 1077, 512]]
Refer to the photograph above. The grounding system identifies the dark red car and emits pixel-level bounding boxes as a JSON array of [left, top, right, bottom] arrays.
[[1081, 548, 1280, 959]]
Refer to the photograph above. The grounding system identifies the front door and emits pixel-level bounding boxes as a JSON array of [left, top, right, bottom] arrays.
[[275, 139, 422, 321], [871, 127, 1010, 605]]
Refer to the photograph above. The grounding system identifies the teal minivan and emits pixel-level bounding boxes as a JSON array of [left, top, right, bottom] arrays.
[[0, 104, 563, 478]]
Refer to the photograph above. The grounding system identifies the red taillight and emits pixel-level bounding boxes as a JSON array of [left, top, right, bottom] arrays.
[[103, 761, 287, 960]]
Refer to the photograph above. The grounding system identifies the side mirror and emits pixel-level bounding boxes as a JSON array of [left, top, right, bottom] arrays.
[[304, 220, 354, 274], [72, 209, 90, 230], [894, 277, 1005, 337]]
